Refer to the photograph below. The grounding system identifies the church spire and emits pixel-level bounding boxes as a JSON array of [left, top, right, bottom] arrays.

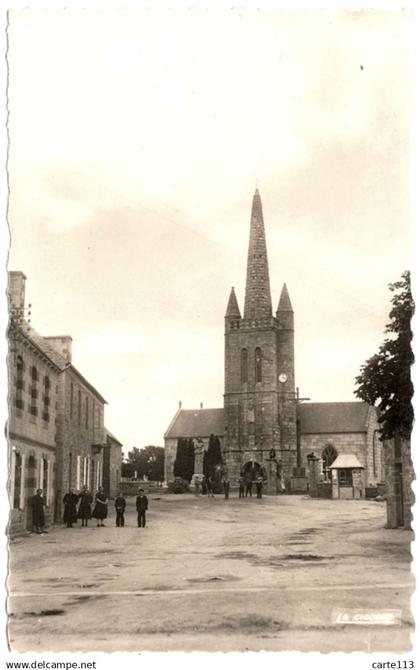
[[225, 286, 241, 318], [276, 283, 293, 314], [276, 283, 294, 329], [244, 189, 272, 320]]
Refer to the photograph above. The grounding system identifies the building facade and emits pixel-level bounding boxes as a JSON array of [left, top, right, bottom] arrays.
[[52, 349, 107, 522], [7, 271, 121, 533], [103, 429, 123, 499], [8, 272, 61, 534], [164, 190, 383, 494]]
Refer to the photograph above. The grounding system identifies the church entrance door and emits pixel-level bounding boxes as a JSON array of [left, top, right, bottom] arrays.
[[242, 460, 263, 482]]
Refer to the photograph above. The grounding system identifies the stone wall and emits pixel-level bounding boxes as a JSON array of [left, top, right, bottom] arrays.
[[103, 442, 122, 499], [54, 368, 105, 521], [224, 316, 297, 492], [8, 337, 59, 535], [301, 432, 369, 485]]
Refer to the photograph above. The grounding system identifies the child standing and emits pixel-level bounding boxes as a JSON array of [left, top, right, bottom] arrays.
[[114, 492, 126, 527]]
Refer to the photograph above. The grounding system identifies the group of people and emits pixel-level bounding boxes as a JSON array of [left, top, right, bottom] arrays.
[[193, 476, 264, 500], [238, 476, 264, 499], [61, 486, 149, 529]]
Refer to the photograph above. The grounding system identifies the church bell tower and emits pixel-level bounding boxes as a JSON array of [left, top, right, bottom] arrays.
[[223, 189, 297, 492]]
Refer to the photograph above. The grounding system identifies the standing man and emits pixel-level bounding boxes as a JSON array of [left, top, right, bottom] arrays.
[[32, 489, 47, 534], [115, 491, 126, 527], [222, 476, 230, 500], [256, 477, 263, 499], [245, 478, 253, 498], [136, 488, 149, 528], [238, 476, 245, 499]]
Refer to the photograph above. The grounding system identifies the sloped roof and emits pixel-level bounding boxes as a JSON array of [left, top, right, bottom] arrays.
[[105, 428, 123, 447], [16, 322, 67, 370], [330, 454, 365, 469], [165, 408, 225, 439], [297, 402, 370, 434], [165, 401, 373, 440], [14, 322, 107, 404]]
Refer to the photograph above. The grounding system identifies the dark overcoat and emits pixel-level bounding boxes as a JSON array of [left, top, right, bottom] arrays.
[[136, 495, 148, 512], [77, 491, 93, 519], [63, 492, 79, 523], [114, 496, 126, 512], [32, 494, 45, 527], [92, 492, 108, 520]]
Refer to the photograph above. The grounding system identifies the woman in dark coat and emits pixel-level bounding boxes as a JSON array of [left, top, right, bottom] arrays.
[[92, 486, 108, 527], [77, 485, 93, 527], [32, 489, 46, 534], [63, 488, 79, 528]]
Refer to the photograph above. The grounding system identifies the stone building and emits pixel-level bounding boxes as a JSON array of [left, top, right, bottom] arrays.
[[298, 402, 383, 489], [164, 190, 383, 494], [7, 272, 62, 534], [51, 341, 107, 523], [7, 271, 120, 531], [103, 429, 123, 499], [164, 408, 224, 484]]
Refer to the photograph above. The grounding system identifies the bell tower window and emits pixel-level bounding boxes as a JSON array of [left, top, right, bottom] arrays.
[[255, 347, 262, 382], [241, 349, 248, 383]]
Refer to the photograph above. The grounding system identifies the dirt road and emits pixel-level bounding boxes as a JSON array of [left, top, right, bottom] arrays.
[[7, 494, 414, 652]]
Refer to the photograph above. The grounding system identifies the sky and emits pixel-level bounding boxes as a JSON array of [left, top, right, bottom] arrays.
[[6, 8, 413, 451]]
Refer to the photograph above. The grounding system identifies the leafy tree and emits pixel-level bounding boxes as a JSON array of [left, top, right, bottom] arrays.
[[354, 271, 414, 440], [203, 434, 223, 479], [173, 438, 195, 481], [123, 446, 164, 481]]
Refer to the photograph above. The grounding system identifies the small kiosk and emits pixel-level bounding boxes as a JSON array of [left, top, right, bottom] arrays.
[[329, 454, 365, 500]]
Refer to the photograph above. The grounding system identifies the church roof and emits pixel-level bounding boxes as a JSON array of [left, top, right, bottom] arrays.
[[297, 402, 371, 434], [165, 408, 225, 439], [330, 454, 365, 469], [165, 402, 374, 440]]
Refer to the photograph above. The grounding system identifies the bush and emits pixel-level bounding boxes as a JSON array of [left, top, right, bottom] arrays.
[[167, 478, 190, 494]]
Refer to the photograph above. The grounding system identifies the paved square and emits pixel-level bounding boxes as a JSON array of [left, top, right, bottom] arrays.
[[8, 495, 414, 652]]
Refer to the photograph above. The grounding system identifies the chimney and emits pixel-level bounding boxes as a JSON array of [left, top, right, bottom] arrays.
[[44, 336, 73, 364], [178, 400, 182, 409], [200, 402, 203, 409], [8, 271, 26, 313]]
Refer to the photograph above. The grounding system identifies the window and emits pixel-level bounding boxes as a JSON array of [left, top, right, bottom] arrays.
[[13, 452, 22, 509], [322, 444, 337, 479], [240, 349, 248, 383], [70, 382, 74, 418], [255, 347, 262, 383], [78, 389, 81, 425], [338, 469, 353, 487], [15, 356, 25, 410], [42, 458, 48, 492], [85, 396, 89, 429], [29, 365, 38, 418], [42, 375, 50, 422]]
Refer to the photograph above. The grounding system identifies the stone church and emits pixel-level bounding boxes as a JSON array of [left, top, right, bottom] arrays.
[[164, 190, 383, 496]]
